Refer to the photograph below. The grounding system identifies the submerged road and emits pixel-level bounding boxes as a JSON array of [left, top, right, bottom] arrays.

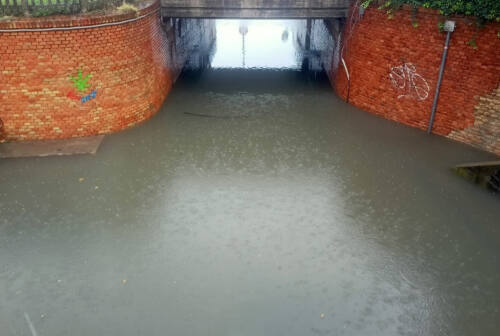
[[1, 20, 500, 336]]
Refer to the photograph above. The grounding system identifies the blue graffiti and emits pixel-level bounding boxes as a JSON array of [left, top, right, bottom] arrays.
[[81, 90, 97, 104]]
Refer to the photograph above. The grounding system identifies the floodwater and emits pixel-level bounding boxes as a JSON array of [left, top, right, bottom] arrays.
[[1, 20, 500, 336]]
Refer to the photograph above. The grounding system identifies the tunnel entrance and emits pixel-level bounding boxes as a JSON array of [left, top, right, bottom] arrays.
[[157, 16, 351, 121], [160, 18, 345, 119], [161, 18, 345, 86]]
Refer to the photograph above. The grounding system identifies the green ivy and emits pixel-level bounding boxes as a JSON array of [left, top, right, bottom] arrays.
[[361, 0, 500, 25]]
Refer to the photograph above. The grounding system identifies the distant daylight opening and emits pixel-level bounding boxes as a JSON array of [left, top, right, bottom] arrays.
[[171, 18, 344, 77]]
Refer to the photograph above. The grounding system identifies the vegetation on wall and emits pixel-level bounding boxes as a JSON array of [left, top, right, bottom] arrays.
[[361, 0, 500, 45], [361, 0, 500, 26], [0, 0, 145, 17]]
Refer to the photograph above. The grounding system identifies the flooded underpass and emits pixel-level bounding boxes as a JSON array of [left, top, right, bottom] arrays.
[[1, 19, 500, 336]]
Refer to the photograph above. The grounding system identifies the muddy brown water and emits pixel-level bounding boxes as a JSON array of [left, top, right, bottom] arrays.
[[1, 20, 499, 336]]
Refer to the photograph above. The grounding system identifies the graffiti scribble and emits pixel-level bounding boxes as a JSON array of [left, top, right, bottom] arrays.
[[81, 90, 97, 103], [67, 69, 97, 104], [389, 62, 430, 101], [70, 69, 92, 93]]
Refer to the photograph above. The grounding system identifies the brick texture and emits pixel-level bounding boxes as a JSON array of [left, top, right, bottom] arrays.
[[448, 85, 500, 155], [334, 5, 500, 155], [0, 1, 178, 141]]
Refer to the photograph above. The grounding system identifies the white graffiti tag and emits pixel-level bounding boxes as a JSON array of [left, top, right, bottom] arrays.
[[389, 63, 430, 101]]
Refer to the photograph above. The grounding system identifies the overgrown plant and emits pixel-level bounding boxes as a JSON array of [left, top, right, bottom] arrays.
[[362, 0, 499, 25], [361, 0, 499, 46], [0, 0, 145, 18]]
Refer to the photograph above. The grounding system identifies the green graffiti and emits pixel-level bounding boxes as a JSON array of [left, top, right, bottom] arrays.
[[70, 69, 92, 93]]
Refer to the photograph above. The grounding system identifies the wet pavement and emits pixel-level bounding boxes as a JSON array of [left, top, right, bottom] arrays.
[[1, 20, 500, 336]]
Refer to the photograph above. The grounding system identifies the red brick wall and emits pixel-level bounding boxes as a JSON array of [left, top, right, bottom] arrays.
[[0, 1, 177, 141], [334, 5, 500, 155]]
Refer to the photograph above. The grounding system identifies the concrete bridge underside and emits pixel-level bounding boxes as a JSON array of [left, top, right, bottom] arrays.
[[161, 0, 351, 18]]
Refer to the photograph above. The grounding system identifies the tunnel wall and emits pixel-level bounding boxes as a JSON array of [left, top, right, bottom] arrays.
[[334, 5, 500, 156], [0, 1, 181, 141]]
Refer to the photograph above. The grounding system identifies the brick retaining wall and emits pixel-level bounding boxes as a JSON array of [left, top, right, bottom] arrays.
[[334, 5, 500, 155], [0, 1, 179, 141]]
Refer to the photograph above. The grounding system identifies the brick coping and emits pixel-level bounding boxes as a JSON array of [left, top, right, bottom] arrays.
[[0, 0, 158, 30]]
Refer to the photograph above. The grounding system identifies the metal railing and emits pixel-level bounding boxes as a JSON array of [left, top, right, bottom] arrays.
[[0, 0, 125, 17]]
